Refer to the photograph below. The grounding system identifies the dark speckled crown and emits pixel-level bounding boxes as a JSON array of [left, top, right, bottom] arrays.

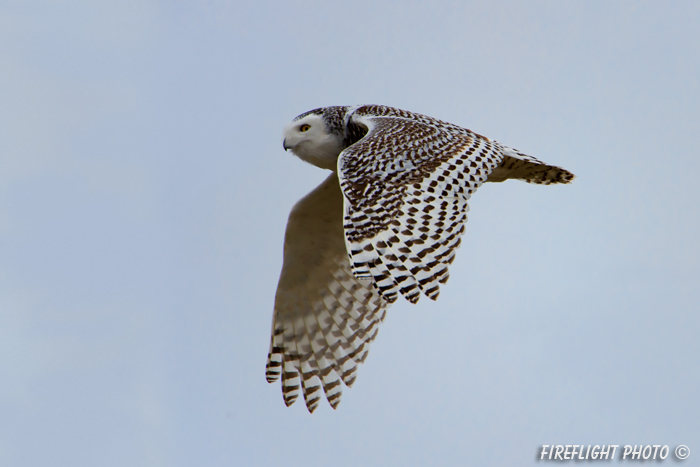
[[293, 106, 348, 140]]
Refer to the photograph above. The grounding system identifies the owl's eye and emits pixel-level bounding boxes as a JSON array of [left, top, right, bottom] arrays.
[[299, 124, 311, 132]]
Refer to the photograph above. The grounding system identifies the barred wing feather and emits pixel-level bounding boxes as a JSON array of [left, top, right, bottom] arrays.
[[338, 106, 503, 304], [265, 173, 388, 412]]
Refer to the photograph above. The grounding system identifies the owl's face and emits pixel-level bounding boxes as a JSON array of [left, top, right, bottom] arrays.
[[283, 114, 344, 171]]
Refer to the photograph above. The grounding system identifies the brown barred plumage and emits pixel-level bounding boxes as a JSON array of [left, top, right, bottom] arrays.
[[266, 173, 387, 412], [269, 105, 574, 412]]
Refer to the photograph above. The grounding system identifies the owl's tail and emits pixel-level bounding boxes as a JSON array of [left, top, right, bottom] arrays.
[[488, 145, 575, 185]]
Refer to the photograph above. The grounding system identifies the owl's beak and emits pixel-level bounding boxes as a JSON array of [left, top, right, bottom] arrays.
[[283, 138, 289, 151]]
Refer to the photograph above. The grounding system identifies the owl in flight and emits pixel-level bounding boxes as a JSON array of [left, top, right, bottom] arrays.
[[266, 105, 574, 412]]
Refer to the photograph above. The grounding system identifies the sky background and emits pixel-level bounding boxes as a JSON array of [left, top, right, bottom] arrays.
[[1, 1, 699, 466]]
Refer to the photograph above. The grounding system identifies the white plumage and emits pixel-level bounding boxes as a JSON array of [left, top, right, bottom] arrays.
[[267, 105, 574, 412]]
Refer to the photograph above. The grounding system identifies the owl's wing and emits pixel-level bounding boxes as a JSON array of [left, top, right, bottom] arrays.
[[265, 173, 389, 413], [338, 106, 504, 304]]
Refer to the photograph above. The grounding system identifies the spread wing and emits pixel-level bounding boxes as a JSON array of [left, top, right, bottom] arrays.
[[265, 173, 389, 412], [338, 106, 504, 304]]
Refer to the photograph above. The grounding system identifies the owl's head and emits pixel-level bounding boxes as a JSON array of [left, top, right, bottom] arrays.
[[283, 110, 346, 171]]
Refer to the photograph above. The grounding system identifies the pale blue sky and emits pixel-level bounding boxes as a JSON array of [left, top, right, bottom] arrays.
[[1, 1, 698, 466]]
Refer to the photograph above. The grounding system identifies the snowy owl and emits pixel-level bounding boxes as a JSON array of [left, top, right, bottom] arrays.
[[266, 105, 574, 412]]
